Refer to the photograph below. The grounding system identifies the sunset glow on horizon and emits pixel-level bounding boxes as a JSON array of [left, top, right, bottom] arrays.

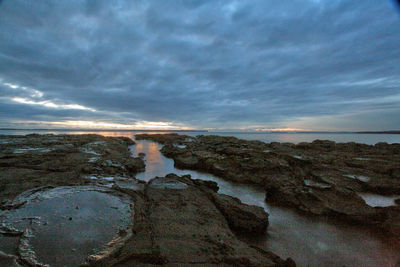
[[6, 120, 193, 130], [253, 128, 310, 132], [3, 119, 315, 132]]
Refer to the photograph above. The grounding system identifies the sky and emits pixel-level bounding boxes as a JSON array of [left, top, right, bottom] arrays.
[[0, 0, 399, 131]]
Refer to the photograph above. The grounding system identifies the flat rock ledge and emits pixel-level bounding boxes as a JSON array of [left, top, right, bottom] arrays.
[[89, 174, 295, 267], [136, 133, 400, 240], [0, 134, 145, 201]]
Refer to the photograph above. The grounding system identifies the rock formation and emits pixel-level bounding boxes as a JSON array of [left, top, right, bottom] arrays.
[[0, 134, 294, 266], [89, 174, 294, 266], [0, 134, 144, 201], [136, 133, 400, 239]]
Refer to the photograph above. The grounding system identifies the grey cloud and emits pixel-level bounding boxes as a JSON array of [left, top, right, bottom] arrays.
[[0, 0, 399, 130]]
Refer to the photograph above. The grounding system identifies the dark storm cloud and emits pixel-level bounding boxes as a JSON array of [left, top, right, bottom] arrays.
[[0, 0, 399, 130]]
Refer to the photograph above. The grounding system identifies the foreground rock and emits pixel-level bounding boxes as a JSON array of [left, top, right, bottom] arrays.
[[212, 193, 269, 235], [0, 134, 146, 266], [0, 134, 293, 266], [0, 134, 144, 201], [1, 186, 134, 267], [1, 174, 294, 266], [90, 174, 294, 266], [136, 134, 400, 239]]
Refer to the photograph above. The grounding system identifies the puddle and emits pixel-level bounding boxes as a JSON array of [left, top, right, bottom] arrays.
[[79, 147, 100, 155], [113, 180, 144, 191], [87, 141, 107, 146], [0, 186, 133, 266], [354, 157, 372, 161], [304, 179, 331, 189], [343, 174, 370, 183], [358, 193, 400, 207], [13, 147, 52, 154], [78, 141, 108, 156], [173, 144, 187, 149], [85, 176, 144, 191], [85, 175, 119, 182], [88, 157, 100, 163], [131, 139, 400, 267], [149, 178, 188, 190]]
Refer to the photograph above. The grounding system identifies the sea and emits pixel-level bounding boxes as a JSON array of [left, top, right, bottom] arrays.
[[1, 130, 400, 144]]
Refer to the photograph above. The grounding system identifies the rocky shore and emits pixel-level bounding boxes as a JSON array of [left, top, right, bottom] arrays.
[[90, 174, 294, 266], [136, 133, 400, 240], [0, 134, 144, 202], [0, 134, 294, 266]]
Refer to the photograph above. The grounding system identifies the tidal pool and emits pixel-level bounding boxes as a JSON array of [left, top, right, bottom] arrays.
[[358, 193, 400, 207], [132, 139, 400, 267], [0, 186, 133, 267], [343, 174, 370, 183]]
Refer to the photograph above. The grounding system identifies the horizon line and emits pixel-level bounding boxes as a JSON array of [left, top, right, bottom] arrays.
[[0, 128, 400, 134]]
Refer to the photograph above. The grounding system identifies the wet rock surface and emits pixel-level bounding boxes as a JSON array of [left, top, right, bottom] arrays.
[[1, 134, 293, 266], [212, 193, 269, 235], [0, 134, 144, 201], [90, 174, 293, 266], [0, 134, 143, 266], [136, 133, 400, 239]]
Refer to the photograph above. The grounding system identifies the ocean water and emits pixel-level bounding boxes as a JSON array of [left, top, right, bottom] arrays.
[[1, 130, 400, 144]]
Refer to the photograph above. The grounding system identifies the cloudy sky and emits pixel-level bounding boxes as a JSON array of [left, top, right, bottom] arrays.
[[0, 0, 399, 131]]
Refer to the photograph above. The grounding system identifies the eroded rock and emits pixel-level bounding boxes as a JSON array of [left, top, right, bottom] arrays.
[[88, 174, 294, 266], [212, 193, 269, 235], [0, 134, 144, 201], [135, 133, 400, 239], [0, 134, 294, 266]]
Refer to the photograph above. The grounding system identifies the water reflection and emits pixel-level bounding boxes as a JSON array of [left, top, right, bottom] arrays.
[[0, 186, 132, 266], [135, 141, 165, 181], [132, 139, 400, 267]]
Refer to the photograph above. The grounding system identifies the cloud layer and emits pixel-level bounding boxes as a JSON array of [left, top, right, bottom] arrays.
[[1, 0, 399, 130]]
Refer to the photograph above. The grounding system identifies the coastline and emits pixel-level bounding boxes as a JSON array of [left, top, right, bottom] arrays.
[[0, 133, 294, 266], [1, 133, 399, 266]]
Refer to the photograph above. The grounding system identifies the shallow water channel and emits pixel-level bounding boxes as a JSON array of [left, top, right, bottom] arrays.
[[132, 139, 400, 267]]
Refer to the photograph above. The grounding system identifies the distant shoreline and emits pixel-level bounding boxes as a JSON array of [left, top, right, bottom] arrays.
[[356, 131, 400, 134]]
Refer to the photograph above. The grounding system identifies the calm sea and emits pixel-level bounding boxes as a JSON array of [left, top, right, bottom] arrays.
[[1, 130, 400, 145]]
